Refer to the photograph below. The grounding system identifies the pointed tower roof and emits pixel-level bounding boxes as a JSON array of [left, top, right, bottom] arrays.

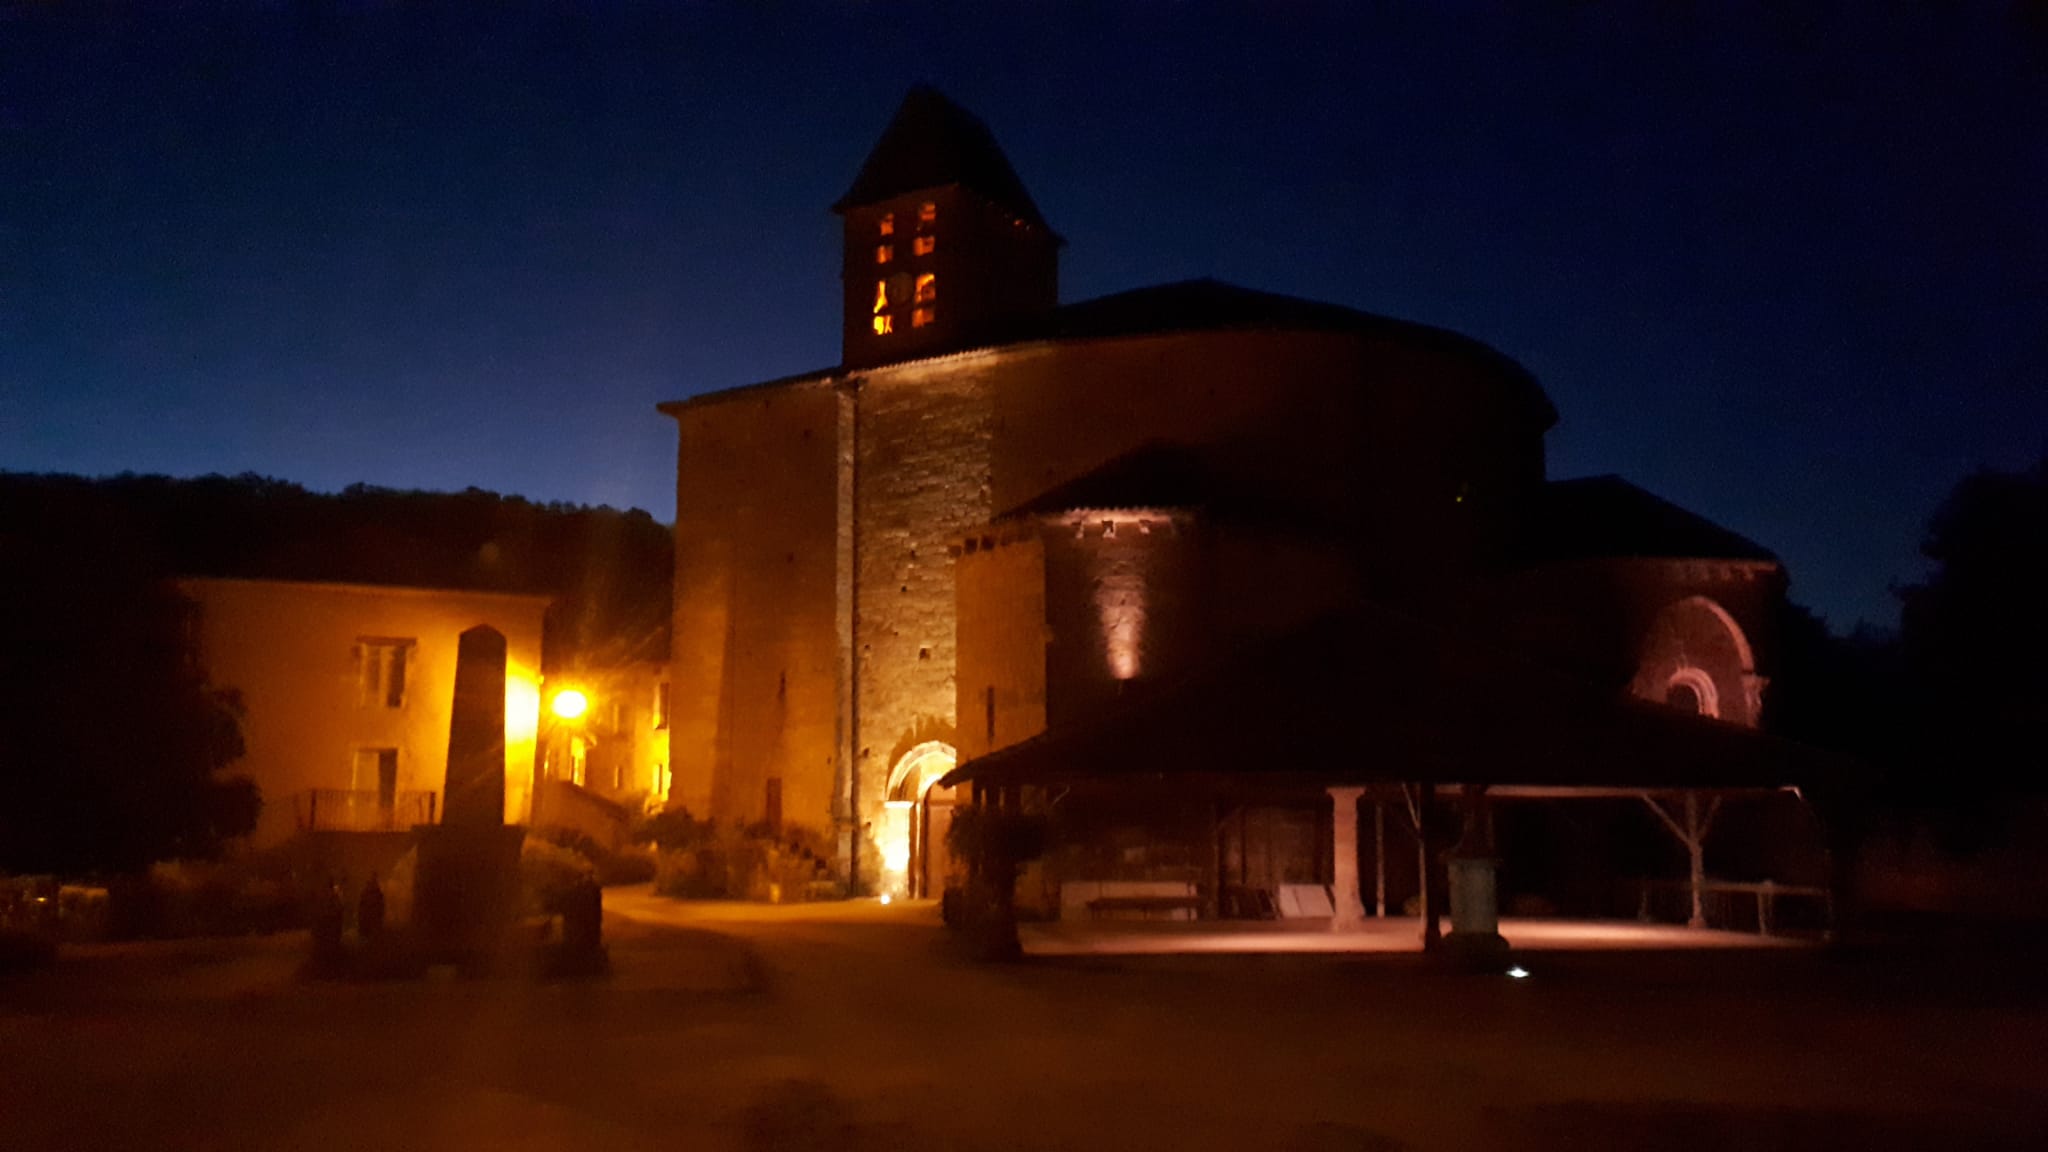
[[832, 86, 1056, 235]]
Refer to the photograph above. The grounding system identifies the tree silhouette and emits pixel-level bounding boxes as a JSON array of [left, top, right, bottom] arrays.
[[1896, 454, 2048, 846], [0, 489, 254, 875]]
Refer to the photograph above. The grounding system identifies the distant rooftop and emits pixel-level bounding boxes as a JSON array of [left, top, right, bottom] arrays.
[[1531, 476, 1777, 564], [833, 85, 1055, 235]]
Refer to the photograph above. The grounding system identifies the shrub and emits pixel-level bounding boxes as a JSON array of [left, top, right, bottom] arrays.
[[633, 807, 716, 852], [943, 806, 1049, 869], [98, 860, 299, 939], [0, 929, 56, 973], [597, 846, 657, 887], [533, 825, 658, 887], [520, 836, 597, 916], [650, 821, 835, 902]]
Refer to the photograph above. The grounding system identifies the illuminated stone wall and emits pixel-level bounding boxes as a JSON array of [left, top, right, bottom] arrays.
[[1629, 588, 1769, 727], [849, 355, 997, 874], [670, 325, 1554, 885], [1481, 558, 1782, 726], [179, 577, 548, 844], [956, 512, 1364, 762], [667, 382, 843, 833], [952, 527, 1048, 763], [1039, 513, 1203, 725]]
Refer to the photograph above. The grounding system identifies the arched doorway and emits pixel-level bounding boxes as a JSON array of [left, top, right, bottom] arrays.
[[884, 742, 959, 899]]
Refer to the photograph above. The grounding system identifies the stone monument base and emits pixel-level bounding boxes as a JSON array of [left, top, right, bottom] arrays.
[[412, 824, 525, 971], [1442, 854, 1513, 971]]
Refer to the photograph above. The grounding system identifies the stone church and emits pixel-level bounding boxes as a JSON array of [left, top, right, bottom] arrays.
[[661, 88, 1808, 911]]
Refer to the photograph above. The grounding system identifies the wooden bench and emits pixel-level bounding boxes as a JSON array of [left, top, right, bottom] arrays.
[[1061, 880, 1202, 922], [1087, 894, 1203, 920]]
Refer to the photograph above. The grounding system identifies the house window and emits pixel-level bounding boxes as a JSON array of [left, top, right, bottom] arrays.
[[912, 307, 935, 328], [355, 639, 414, 708], [351, 748, 399, 808], [878, 213, 895, 237], [653, 681, 671, 730], [918, 201, 936, 224], [873, 314, 894, 335], [913, 234, 935, 256], [914, 273, 936, 303], [876, 244, 894, 264]]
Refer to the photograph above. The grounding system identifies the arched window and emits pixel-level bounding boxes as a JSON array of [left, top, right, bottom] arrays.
[[1665, 667, 1719, 719], [1634, 595, 1758, 726]]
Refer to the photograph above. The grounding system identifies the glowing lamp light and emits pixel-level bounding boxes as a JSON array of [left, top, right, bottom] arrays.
[[878, 893, 894, 906], [1506, 966, 1531, 980], [550, 689, 588, 720], [880, 840, 911, 873]]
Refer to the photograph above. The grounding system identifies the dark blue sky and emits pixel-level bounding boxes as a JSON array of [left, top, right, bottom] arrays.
[[5, 3, 2044, 629]]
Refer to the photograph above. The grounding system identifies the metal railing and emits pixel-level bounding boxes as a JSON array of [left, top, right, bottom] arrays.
[[293, 789, 436, 832], [1632, 876, 1834, 939]]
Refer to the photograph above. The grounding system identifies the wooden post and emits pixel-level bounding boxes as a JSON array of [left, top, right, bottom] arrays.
[[1373, 799, 1387, 918], [1404, 783, 1440, 951], [1327, 787, 1366, 929], [1643, 791, 1720, 930], [1205, 800, 1223, 921]]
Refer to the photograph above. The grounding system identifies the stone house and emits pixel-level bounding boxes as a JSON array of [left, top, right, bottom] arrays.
[[180, 577, 548, 847]]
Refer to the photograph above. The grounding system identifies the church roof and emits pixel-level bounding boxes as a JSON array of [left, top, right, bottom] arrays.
[[1528, 476, 1778, 565], [664, 278, 1548, 418], [833, 86, 1055, 233], [1006, 279, 1553, 422], [997, 442, 1218, 520], [1033, 278, 1454, 344]]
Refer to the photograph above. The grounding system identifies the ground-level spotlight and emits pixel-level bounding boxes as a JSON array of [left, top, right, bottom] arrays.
[[878, 893, 893, 906], [1506, 965, 1531, 979]]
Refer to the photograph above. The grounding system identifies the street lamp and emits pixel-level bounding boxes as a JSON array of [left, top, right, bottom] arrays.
[[551, 688, 588, 720]]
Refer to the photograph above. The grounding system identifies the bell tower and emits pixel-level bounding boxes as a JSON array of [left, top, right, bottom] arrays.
[[834, 87, 1061, 369]]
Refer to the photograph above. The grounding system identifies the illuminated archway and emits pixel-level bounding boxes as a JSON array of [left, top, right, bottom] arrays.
[[1665, 666, 1720, 718], [1634, 595, 1762, 727], [882, 742, 959, 900]]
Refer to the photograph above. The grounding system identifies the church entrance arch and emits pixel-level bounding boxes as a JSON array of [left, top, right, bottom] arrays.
[[884, 742, 960, 899]]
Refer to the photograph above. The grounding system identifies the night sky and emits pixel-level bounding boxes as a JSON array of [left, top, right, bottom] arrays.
[[5, 3, 2044, 630]]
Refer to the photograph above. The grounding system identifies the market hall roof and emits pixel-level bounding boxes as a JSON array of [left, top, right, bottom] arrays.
[[1525, 475, 1779, 565], [941, 606, 1837, 795]]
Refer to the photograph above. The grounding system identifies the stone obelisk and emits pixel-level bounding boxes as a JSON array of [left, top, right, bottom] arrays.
[[413, 625, 525, 967]]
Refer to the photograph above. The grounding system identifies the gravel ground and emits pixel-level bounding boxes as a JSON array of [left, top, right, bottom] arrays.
[[0, 890, 2040, 1151]]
